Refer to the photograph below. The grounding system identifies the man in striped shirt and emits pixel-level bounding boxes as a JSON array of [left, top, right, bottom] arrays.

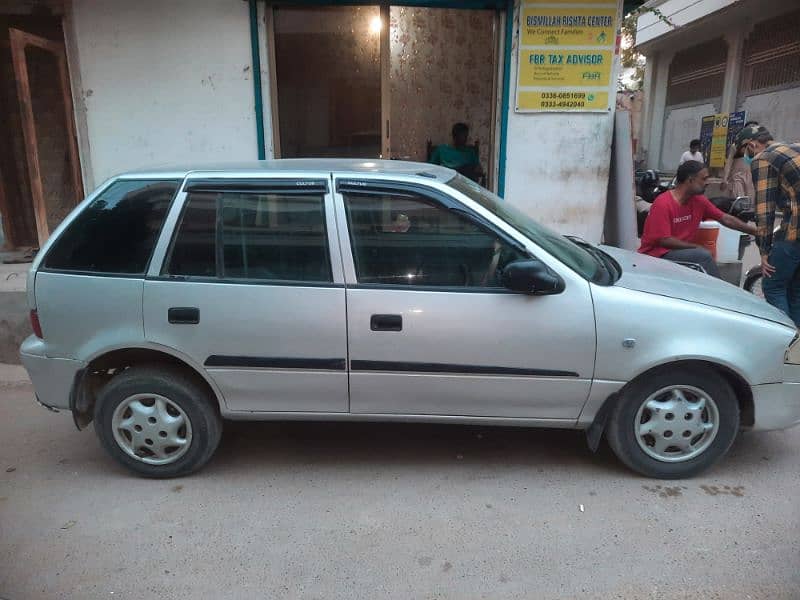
[[738, 125, 800, 325]]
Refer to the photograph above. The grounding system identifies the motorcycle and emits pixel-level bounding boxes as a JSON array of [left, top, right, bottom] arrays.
[[744, 265, 764, 297]]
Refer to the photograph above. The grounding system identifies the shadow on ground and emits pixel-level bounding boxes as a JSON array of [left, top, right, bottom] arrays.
[[207, 420, 631, 478]]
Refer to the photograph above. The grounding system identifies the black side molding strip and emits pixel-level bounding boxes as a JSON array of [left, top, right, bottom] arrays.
[[350, 360, 579, 378], [205, 356, 346, 370]]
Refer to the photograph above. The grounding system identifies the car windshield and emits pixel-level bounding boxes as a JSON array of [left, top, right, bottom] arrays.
[[446, 175, 602, 281]]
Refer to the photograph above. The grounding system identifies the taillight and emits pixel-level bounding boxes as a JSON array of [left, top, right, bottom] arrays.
[[30, 309, 43, 339]]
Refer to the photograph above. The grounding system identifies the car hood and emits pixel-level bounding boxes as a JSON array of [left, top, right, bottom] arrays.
[[600, 246, 795, 327]]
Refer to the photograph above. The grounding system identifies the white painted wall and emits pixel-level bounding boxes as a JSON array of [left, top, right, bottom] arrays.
[[659, 102, 717, 171], [741, 89, 800, 144], [503, 1, 621, 242], [70, 0, 266, 187], [637, 0, 740, 46]]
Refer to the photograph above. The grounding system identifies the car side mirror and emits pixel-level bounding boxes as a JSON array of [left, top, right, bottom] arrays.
[[501, 259, 564, 295]]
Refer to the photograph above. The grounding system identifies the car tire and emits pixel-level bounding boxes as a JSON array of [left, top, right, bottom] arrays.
[[606, 366, 739, 479], [94, 365, 222, 478]]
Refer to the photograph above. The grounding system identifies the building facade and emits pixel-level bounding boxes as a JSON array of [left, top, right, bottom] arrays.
[[1, 0, 624, 250], [637, 0, 800, 173]]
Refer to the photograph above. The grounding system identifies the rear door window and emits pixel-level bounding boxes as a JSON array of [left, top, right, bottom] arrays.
[[165, 190, 332, 283], [44, 179, 180, 274]]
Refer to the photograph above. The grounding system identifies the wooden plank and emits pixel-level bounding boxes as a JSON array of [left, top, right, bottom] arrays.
[[9, 28, 49, 246], [380, 4, 390, 159], [0, 164, 15, 249], [265, 7, 282, 158], [11, 29, 63, 54], [488, 10, 501, 191], [57, 53, 84, 202]]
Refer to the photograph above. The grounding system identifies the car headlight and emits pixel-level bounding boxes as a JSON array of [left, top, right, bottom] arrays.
[[786, 334, 800, 364]]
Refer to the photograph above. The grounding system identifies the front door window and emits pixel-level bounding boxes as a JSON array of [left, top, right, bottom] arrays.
[[343, 190, 525, 288]]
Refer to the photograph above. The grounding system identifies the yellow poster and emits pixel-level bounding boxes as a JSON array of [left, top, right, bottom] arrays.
[[517, 91, 609, 111], [516, 1, 618, 113], [710, 113, 730, 168], [521, 7, 617, 47], [518, 50, 612, 87]]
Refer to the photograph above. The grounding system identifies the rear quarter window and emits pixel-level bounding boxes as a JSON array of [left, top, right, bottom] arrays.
[[43, 179, 180, 275]]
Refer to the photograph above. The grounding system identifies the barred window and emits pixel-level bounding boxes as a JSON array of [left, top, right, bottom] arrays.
[[740, 10, 800, 93], [666, 38, 726, 106]]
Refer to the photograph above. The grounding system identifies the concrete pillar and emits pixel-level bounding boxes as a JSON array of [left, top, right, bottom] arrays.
[[720, 28, 747, 114], [648, 50, 673, 171], [639, 52, 656, 164]]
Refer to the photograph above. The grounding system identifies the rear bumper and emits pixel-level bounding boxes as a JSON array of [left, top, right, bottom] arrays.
[[750, 382, 800, 431], [20, 336, 84, 411]]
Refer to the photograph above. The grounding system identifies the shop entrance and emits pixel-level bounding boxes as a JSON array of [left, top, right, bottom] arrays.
[[269, 4, 500, 188], [0, 13, 82, 250]]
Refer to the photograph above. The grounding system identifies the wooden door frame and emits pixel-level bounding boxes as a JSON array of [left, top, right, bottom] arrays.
[[379, 3, 390, 159], [9, 27, 83, 246], [0, 165, 11, 249]]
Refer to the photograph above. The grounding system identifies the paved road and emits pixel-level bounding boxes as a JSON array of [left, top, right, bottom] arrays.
[[1, 378, 798, 600]]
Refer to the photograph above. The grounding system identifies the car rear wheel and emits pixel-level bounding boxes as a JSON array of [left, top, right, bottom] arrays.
[[606, 367, 739, 479], [94, 365, 222, 478]]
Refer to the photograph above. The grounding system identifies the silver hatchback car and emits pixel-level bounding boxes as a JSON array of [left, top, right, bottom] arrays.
[[20, 160, 800, 479]]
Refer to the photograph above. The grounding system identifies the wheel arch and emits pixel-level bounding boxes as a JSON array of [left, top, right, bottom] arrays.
[[586, 358, 754, 451], [70, 344, 226, 430]]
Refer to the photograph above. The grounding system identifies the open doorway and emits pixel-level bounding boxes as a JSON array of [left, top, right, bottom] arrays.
[[0, 13, 82, 252], [268, 4, 500, 189], [272, 6, 382, 159]]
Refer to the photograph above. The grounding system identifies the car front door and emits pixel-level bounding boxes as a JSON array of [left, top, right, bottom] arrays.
[[334, 176, 596, 422], [144, 174, 348, 413]]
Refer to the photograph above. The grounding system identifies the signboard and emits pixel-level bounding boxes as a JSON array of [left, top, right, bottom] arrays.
[[725, 111, 747, 152], [521, 8, 617, 46], [710, 113, 730, 168], [516, 1, 619, 113], [699, 115, 715, 166], [518, 50, 613, 87], [517, 91, 609, 111], [699, 111, 747, 168]]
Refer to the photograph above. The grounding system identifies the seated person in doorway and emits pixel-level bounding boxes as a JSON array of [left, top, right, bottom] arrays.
[[429, 122, 484, 182], [638, 160, 756, 278]]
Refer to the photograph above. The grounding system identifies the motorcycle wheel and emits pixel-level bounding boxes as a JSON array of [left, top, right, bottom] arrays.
[[744, 269, 764, 299]]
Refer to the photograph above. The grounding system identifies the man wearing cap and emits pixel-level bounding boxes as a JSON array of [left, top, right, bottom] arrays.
[[737, 125, 800, 325]]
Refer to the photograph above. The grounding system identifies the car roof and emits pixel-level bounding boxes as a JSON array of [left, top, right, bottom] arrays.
[[117, 158, 456, 183]]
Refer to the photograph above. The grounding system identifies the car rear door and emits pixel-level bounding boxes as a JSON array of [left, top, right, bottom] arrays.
[[333, 175, 596, 421], [144, 173, 349, 413]]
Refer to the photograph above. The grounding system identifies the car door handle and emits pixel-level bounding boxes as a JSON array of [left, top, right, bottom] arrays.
[[168, 307, 200, 324], [371, 314, 402, 331]]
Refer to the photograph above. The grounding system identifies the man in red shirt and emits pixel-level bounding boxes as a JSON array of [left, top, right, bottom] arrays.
[[639, 160, 756, 278]]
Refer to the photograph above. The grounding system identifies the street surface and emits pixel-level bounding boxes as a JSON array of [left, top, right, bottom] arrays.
[[1, 371, 798, 599]]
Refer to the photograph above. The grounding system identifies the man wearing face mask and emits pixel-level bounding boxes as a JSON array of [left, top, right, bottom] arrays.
[[737, 125, 800, 325], [638, 160, 756, 278]]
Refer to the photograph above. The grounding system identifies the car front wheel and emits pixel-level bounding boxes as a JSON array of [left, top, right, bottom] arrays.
[[94, 365, 222, 478], [606, 366, 739, 479]]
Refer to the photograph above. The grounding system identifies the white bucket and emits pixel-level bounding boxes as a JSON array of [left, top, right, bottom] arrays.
[[716, 224, 741, 263]]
